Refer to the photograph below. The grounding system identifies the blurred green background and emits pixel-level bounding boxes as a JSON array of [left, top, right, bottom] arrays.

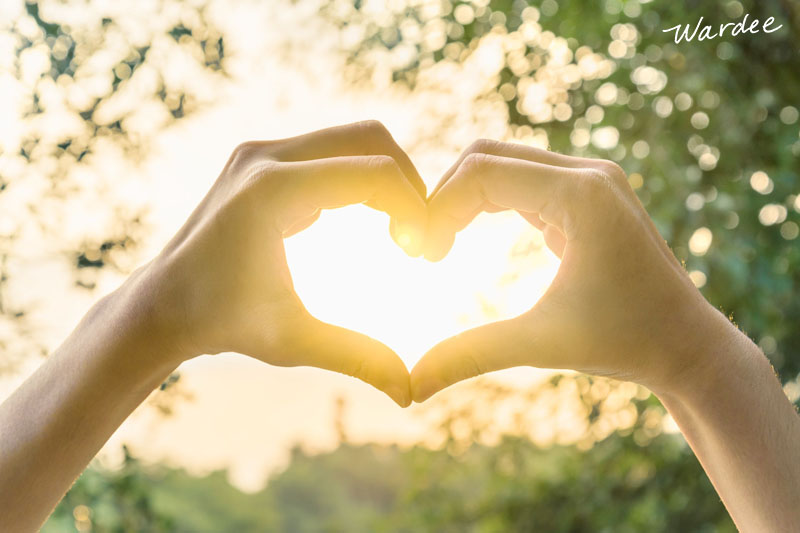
[[1, 0, 798, 531]]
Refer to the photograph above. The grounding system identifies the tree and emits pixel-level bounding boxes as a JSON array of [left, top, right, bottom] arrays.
[[45, 380, 735, 532], [16, 1, 800, 528], [320, 0, 800, 385], [0, 0, 226, 371], [3, 0, 225, 527]]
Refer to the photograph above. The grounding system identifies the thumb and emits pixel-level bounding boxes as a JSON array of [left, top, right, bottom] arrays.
[[410, 310, 556, 402], [280, 315, 411, 407]]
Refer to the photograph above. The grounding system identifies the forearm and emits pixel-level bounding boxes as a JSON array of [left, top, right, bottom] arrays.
[[0, 275, 181, 532], [656, 310, 800, 532]]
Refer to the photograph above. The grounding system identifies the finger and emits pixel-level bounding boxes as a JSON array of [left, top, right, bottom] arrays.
[[542, 224, 567, 258], [425, 153, 585, 261], [283, 210, 321, 238], [263, 120, 427, 198], [280, 315, 411, 407], [430, 139, 619, 199], [431, 140, 642, 259], [410, 310, 555, 402], [276, 155, 427, 256], [518, 210, 546, 230], [518, 212, 566, 257]]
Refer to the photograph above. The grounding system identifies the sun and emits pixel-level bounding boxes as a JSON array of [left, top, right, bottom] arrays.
[[285, 204, 561, 369]]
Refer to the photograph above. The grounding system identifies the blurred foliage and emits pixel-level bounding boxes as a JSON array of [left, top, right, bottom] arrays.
[[13, 0, 800, 529], [0, 0, 226, 370], [44, 447, 177, 533], [46, 380, 734, 532], [322, 0, 800, 386]]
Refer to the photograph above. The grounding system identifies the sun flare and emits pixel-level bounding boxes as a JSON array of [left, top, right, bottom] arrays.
[[285, 204, 561, 369]]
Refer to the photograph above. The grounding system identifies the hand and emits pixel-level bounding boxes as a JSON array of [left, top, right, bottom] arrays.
[[131, 121, 427, 406], [412, 140, 729, 401]]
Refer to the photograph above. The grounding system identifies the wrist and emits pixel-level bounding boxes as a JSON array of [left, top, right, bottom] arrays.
[[650, 303, 761, 405], [106, 264, 197, 372]]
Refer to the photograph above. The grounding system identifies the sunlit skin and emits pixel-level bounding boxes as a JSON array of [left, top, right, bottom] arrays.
[[0, 121, 426, 531], [413, 139, 800, 532], [0, 124, 799, 532], [415, 139, 720, 395], [144, 120, 427, 407]]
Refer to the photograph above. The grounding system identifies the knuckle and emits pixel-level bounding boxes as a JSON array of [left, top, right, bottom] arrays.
[[580, 168, 615, 197], [224, 142, 277, 188], [458, 152, 491, 175], [364, 154, 401, 179], [358, 119, 389, 135], [573, 168, 627, 232], [460, 151, 491, 173], [254, 158, 284, 179], [594, 160, 627, 184], [467, 138, 499, 155], [232, 141, 259, 159], [356, 119, 391, 146], [348, 120, 394, 156], [237, 160, 284, 199], [229, 141, 271, 170], [365, 153, 398, 170], [361, 156, 402, 192]]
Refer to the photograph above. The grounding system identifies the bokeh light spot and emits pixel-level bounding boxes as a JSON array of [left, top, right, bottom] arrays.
[[689, 227, 713, 256], [750, 171, 773, 195]]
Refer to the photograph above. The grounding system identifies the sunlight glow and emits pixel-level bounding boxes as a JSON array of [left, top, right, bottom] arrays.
[[396, 232, 412, 248], [286, 206, 560, 369]]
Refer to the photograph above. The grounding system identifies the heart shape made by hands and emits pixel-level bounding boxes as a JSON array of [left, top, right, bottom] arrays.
[[285, 204, 560, 370]]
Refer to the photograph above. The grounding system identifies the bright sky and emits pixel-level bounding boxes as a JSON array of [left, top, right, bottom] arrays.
[[1, 0, 564, 491]]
